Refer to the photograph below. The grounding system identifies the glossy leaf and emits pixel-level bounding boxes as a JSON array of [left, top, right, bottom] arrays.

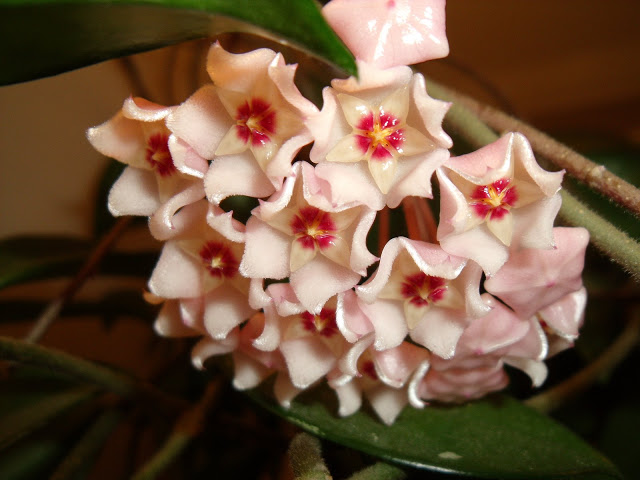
[[0, 0, 356, 86], [250, 390, 621, 479], [0, 235, 157, 291]]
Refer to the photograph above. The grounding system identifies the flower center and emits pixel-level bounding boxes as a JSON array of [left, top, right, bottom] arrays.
[[235, 97, 276, 148], [469, 178, 518, 220], [290, 206, 338, 251], [401, 272, 448, 307], [355, 112, 405, 161], [300, 309, 338, 337], [145, 133, 176, 177], [199, 241, 238, 278]]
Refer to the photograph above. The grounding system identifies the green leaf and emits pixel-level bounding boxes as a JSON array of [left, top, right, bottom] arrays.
[[0, 386, 102, 480], [0, 235, 157, 291], [0, 385, 96, 450], [0, 0, 356, 86], [250, 390, 622, 479]]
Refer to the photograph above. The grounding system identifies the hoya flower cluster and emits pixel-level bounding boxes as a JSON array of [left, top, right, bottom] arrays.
[[87, 0, 588, 424]]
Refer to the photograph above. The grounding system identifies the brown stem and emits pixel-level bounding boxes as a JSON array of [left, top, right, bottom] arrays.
[[428, 79, 640, 218], [25, 217, 132, 343], [402, 199, 424, 241], [377, 207, 390, 256], [414, 197, 438, 243]]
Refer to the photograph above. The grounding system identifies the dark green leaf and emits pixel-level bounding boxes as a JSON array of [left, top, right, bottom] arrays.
[[0, 387, 102, 480], [0, 235, 158, 291], [0, 385, 96, 450], [250, 390, 621, 479], [0, 0, 356, 86]]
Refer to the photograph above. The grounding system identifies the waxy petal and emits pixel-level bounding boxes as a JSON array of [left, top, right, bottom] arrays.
[[280, 337, 337, 389], [107, 167, 160, 217], [485, 227, 589, 319], [323, 0, 449, 69]]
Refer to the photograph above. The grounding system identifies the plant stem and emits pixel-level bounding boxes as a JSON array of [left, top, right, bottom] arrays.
[[24, 217, 132, 344], [378, 207, 390, 257], [288, 432, 332, 480], [427, 79, 640, 218], [0, 336, 188, 411], [525, 312, 640, 413], [559, 190, 640, 281], [131, 379, 223, 480], [346, 462, 406, 480]]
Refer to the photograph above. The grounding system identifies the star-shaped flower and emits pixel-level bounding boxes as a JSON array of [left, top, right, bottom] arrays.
[[437, 132, 564, 275], [86, 97, 206, 239], [355, 237, 489, 356], [148, 201, 254, 340], [240, 162, 377, 313], [167, 43, 318, 203], [329, 336, 429, 424], [308, 62, 451, 210], [323, 0, 449, 69]]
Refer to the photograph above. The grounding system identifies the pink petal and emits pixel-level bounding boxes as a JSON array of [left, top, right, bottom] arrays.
[[203, 285, 256, 340], [366, 385, 408, 425], [290, 255, 361, 314], [484, 227, 588, 319], [153, 300, 199, 338], [359, 299, 408, 350], [167, 84, 231, 159], [538, 287, 587, 341], [232, 351, 273, 390], [280, 337, 337, 389], [207, 42, 276, 91], [107, 167, 160, 216], [148, 182, 205, 240], [240, 216, 291, 279], [323, 0, 448, 69], [410, 307, 467, 359]]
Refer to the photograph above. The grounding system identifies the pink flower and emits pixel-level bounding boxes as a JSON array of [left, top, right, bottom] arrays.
[[484, 227, 589, 319], [86, 97, 206, 239], [308, 62, 451, 210], [437, 132, 564, 275], [419, 296, 549, 403], [167, 43, 318, 203], [240, 162, 377, 313], [323, 0, 449, 69], [330, 337, 429, 424], [147, 201, 255, 340], [355, 237, 488, 355], [538, 288, 587, 357], [250, 285, 349, 390]]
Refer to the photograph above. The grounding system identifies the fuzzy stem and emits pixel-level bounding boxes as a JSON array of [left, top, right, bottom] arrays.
[[427, 79, 640, 218], [0, 336, 188, 411], [525, 312, 640, 413], [288, 433, 332, 480], [131, 379, 223, 480], [346, 462, 406, 480], [559, 190, 640, 281], [25, 217, 132, 344]]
